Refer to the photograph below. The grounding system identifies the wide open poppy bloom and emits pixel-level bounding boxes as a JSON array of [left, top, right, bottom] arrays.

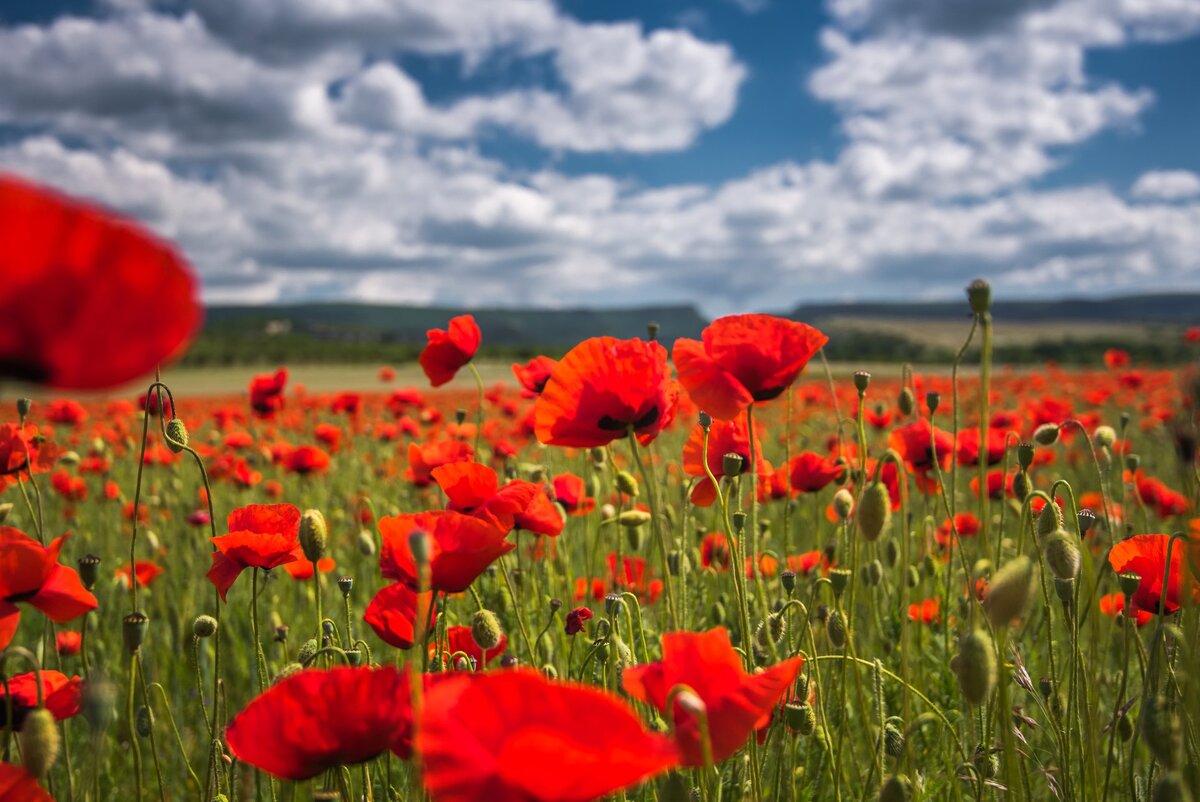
[[0, 762, 54, 801], [1107, 534, 1197, 615], [419, 669, 679, 802], [114, 561, 163, 589], [364, 581, 436, 649], [249, 368, 288, 418], [681, 413, 764, 507], [0, 529, 97, 650], [672, 314, 827, 421], [0, 174, 200, 390], [379, 510, 513, 594], [406, 440, 475, 487], [0, 670, 83, 729], [622, 627, 803, 765], [888, 420, 954, 478], [534, 337, 676, 448], [432, 462, 563, 536], [207, 504, 301, 602], [226, 665, 415, 780], [420, 315, 481, 387], [285, 445, 331, 475], [789, 451, 845, 494], [512, 355, 559, 397]]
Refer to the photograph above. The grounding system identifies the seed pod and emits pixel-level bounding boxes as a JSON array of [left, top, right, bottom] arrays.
[[78, 554, 101, 590], [20, 708, 59, 779], [966, 278, 991, 314], [781, 570, 796, 594], [470, 609, 504, 651], [123, 611, 149, 654], [954, 630, 997, 705], [784, 702, 817, 736], [829, 568, 852, 598], [722, 452, 745, 478], [1043, 530, 1081, 580], [984, 556, 1036, 628], [858, 483, 891, 542], [165, 418, 189, 452], [299, 509, 328, 562]]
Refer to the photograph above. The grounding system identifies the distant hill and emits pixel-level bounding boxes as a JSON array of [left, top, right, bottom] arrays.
[[787, 293, 1200, 324]]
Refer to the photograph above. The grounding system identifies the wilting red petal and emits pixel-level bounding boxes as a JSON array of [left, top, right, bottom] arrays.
[[0, 174, 200, 390], [419, 669, 679, 802], [226, 666, 414, 780]]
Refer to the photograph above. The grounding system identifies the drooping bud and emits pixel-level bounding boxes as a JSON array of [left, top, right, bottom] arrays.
[[1093, 425, 1116, 449], [857, 483, 891, 542], [617, 510, 652, 528], [297, 638, 319, 665], [470, 609, 504, 651], [883, 721, 904, 758], [615, 470, 639, 497], [274, 662, 305, 684], [1043, 530, 1081, 580], [357, 529, 376, 557], [953, 629, 997, 705], [193, 615, 218, 639], [832, 488, 855, 521], [123, 611, 149, 654], [826, 609, 847, 649], [984, 556, 1036, 628], [0, 502, 10, 524], [897, 387, 915, 417], [299, 509, 328, 562], [1033, 424, 1059, 446], [408, 528, 432, 568], [1036, 501, 1063, 537], [20, 708, 60, 779], [590, 447, 607, 466], [165, 418, 189, 453], [136, 705, 154, 738]]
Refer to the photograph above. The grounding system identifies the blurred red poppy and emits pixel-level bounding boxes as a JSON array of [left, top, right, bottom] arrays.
[[0, 174, 200, 389], [432, 462, 563, 536], [55, 630, 82, 656], [673, 314, 827, 421], [379, 511, 513, 593], [419, 669, 679, 802], [1108, 534, 1196, 615], [789, 451, 845, 494], [207, 504, 301, 602], [226, 665, 415, 780], [534, 337, 676, 448], [420, 315, 481, 387], [512, 355, 558, 396], [0, 529, 97, 650], [565, 606, 593, 635], [622, 627, 803, 765], [249, 368, 288, 418], [907, 597, 940, 623], [364, 581, 436, 649], [888, 420, 954, 477], [682, 413, 763, 507], [0, 670, 82, 729], [115, 560, 163, 589], [552, 473, 595, 516], [285, 445, 331, 475], [1098, 592, 1152, 627], [406, 440, 474, 487], [0, 761, 54, 801]]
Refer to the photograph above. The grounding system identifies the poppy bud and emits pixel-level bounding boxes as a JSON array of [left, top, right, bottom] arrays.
[[826, 609, 847, 648], [878, 774, 912, 802], [854, 371, 871, 395], [857, 483, 891, 542], [454, 408, 467, 425], [1016, 442, 1035, 470], [408, 528, 432, 568], [698, 411, 712, 430], [274, 662, 304, 685], [1118, 571, 1141, 597], [884, 538, 899, 568], [897, 387, 914, 416], [1033, 424, 1059, 446], [337, 576, 353, 597], [165, 418, 189, 452], [784, 702, 817, 735], [589, 446, 606, 466], [667, 550, 686, 576], [299, 509, 328, 563], [646, 321, 660, 341], [618, 510, 652, 528], [500, 655, 520, 669], [598, 503, 617, 522], [781, 570, 796, 594], [906, 565, 919, 588], [709, 600, 727, 626], [984, 556, 1035, 628], [615, 470, 639, 497], [1043, 530, 1081, 580], [82, 675, 117, 732], [193, 614, 218, 639], [1116, 712, 1133, 742], [78, 554, 101, 590], [973, 745, 999, 779], [471, 609, 504, 651], [1036, 502, 1062, 536], [357, 530, 376, 557], [1125, 453, 1140, 472], [1141, 696, 1182, 770], [863, 559, 883, 587], [1053, 578, 1074, 614], [1012, 471, 1031, 501], [297, 638, 319, 665], [16, 397, 32, 419], [722, 452, 745, 478], [0, 502, 9, 523], [953, 630, 997, 705], [136, 705, 154, 738], [1092, 425, 1116, 449], [123, 611, 149, 654], [20, 708, 59, 779], [58, 450, 80, 466], [528, 465, 547, 483], [833, 488, 855, 521], [1151, 773, 1192, 802], [883, 721, 904, 758], [925, 392, 940, 414]]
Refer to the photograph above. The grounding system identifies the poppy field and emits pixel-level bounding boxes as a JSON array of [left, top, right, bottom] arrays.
[[2, 175, 1200, 802]]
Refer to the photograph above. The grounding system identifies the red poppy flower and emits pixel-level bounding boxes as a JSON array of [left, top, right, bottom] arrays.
[[1098, 592, 1152, 627], [419, 669, 679, 802], [285, 445, 331, 475], [432, 462, 563, 537], [0, 670, 82, 729], [0, 761, 54, 801], [700, 532, 732, 571], [681, 413, 763, 507], [0, 529, 97, 650], [936, 513, 981, 548], [1134, 474, 1189, 519], [207, 504, 301, 602], [534, 337, 676, 448], [330, 392, 362, 416], [406, 440, 474, 487], [1103, 348, 1131, 369], [249, 368, 288, 418], [788, 451, 845, 494], [552, 473, 595, 516], [0, 424, 57, 480], [907, 597, 940, 624], [432, 624, 507, 668], [420, 315, 481, 387], [364, 582, 436, 649], [1108, 534, 1196, 615], [50, 470, 87, 502], [565, 606, 593, 635], [888, 420, 954, 477], [1186, 326, 1200, 344], [56, 630, 82, 656], [115, 560, 163, 589], [379, 511, 514, 594], [0, 174, 200, 390], [673, 314, 827, 421], [511, 355, 559, 397], [622, 628, 803, 765], [955, 427, 1008, 467], [46, 399, 88, 426], [226, 665, 416, 780], [787, 550, 831, 576], [314, 423, 342, 451], [281, 550, 336, 580]]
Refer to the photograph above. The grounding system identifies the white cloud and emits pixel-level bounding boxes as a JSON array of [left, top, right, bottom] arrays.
[[1131, 170, 1200, 200]]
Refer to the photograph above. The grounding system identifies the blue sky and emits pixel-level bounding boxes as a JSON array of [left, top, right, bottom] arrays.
[[1, 0, 1198, 315]]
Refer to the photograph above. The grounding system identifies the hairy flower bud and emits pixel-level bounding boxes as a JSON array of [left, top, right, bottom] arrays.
[[470, 609, 505, 651], [617, 510, 652, 528], [1033, 424, 1059, 446], [833, 488, 855, 522], [193, 615, 218, 639], [953, 630, 997, 705], [299, 508, 328, 562], [984, 556, 1036, 628], [165, 418, 189, 453], [826, 609, 847, 649], [20, 708, 59, 779], [857, 483, 891, 542], [897, 387, 914, 417], [615, 470, 639, 497], [1043, 530, 1081, 581]]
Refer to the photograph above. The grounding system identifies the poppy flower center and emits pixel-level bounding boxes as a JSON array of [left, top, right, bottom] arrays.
[[597, 407, 659, 432], [0, 357, 49, 384]]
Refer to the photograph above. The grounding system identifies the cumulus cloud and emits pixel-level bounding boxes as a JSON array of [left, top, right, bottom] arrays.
[[1131, 170, 1200, 200]]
